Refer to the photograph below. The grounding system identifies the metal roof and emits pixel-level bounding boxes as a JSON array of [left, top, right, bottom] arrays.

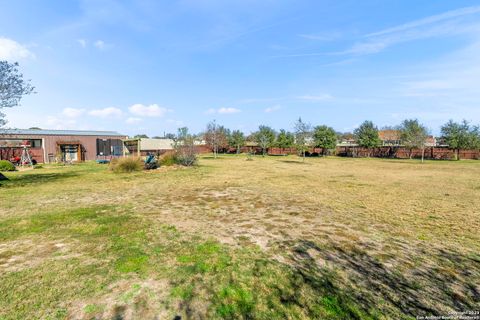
[[0, 129, 125, 137], [140, 138, 175, 150]]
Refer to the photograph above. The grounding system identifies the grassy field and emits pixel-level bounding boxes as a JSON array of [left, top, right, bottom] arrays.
[[0, 155, 479, 319]]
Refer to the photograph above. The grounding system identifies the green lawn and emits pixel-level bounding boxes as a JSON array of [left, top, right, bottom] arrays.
[[0, 156, 479, 319]]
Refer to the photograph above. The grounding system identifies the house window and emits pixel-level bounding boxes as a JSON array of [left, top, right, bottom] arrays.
[[96, 139, 123, 156], [0, 139, 42, 147], [31, 139, 42, 148]]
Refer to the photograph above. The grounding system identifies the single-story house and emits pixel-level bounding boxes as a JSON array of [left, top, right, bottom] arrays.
[[0, 129, 126, 163]]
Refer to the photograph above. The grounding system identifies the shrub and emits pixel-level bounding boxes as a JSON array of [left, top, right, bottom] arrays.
[[159, 151, 197, 167], [0, 160, 15, 172], [174, 127, 198, 166], [109, 157, 143, 173], [159, 153, 176, 166], [175, 148, 197, 167]]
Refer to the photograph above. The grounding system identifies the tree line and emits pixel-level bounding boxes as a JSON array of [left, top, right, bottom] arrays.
[[196, 118, 480, 161], [135, 118, 480, 161]]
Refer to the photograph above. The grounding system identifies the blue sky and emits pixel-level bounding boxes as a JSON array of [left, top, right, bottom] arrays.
[[1, 0, 480, 136]]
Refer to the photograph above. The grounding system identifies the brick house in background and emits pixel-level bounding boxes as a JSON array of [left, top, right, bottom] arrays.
[[378, 130, 402, 146], [378, 129, 437, 147]]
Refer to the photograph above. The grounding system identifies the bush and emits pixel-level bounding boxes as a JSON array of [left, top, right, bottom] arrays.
[[0, 160, 15, 172], [159, 151, 197, 167], [109, 157, 143, 173], [175, 151, 197, 166], [159, 153, 176, 166]]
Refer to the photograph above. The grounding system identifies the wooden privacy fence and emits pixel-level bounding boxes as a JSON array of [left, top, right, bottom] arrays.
[[225, 146, 480, 159], [129, 145, 479, 160], [335, 146, 480, 160]]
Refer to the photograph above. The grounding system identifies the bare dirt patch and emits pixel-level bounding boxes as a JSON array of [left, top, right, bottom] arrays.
[[67, 278, 173, 320], [0, 238, 81, 273]]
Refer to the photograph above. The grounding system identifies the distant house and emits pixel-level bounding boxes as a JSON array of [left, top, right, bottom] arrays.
[[337, 138, 357, 147], [425, 136, 437, 147], [0, 129, 126, 163], [379, 130, 402, 146], [378, 130, 437, 147]]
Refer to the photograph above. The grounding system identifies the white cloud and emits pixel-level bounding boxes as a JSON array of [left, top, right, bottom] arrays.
[[88, 107, 123, 117], [218, 107, 241, 114], [77, 39, 87, 48], [298, 32, 340, 41], [0, 37, 35, 60], [62, 107, 85, 118], [126, 117, 142, 124], [129, 103, 170, 117], [340, 5, 480, 55], [270, 52, 325, 58], [398, 39, 480, 104], [94, 40, 106, 50], [167, 119, 184, 126], [264, 105, 281, 113], [238, 97, 282, 104], [205, 107, 241, 114], [365, 5, 480, 38], [46, 116, 76, 129], [297, 94, 333, 101]]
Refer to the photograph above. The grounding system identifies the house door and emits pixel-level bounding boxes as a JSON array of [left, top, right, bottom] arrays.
[[61, 145, 79, 162]]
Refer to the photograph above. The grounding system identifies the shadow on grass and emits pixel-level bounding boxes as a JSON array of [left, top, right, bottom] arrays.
[[287, 239, 480, 318], [0, 171, 79, 188], [170, 240, 379, 320], [278, 160, 312, 165]]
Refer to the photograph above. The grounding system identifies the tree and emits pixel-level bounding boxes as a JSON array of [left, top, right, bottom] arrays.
[[294, 117, 312, 161], [399, 119, 429, 162], [255, 125, 276, 156], [174, 127, 197, 166], [216, 126, 230, 153], [339, 132, 355, 141], [275, 129, 295, 154], [152, 133, 175, 139], [441, 120, 479, 160], [204, 120, 219, 158], [229, 130, 245, 154], [1, 61, 35, 127], [313, 125, 337, 156], [204, 120, 229, 158], [134, 134, 149, 139], [354, 121, 381, 157], [468, 125, 480, 150]]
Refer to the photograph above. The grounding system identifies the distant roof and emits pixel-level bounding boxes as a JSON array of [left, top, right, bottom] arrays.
[[0, 129, 125, 137], [139, 138, 175, 150], [379, 130, 401, 141]]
